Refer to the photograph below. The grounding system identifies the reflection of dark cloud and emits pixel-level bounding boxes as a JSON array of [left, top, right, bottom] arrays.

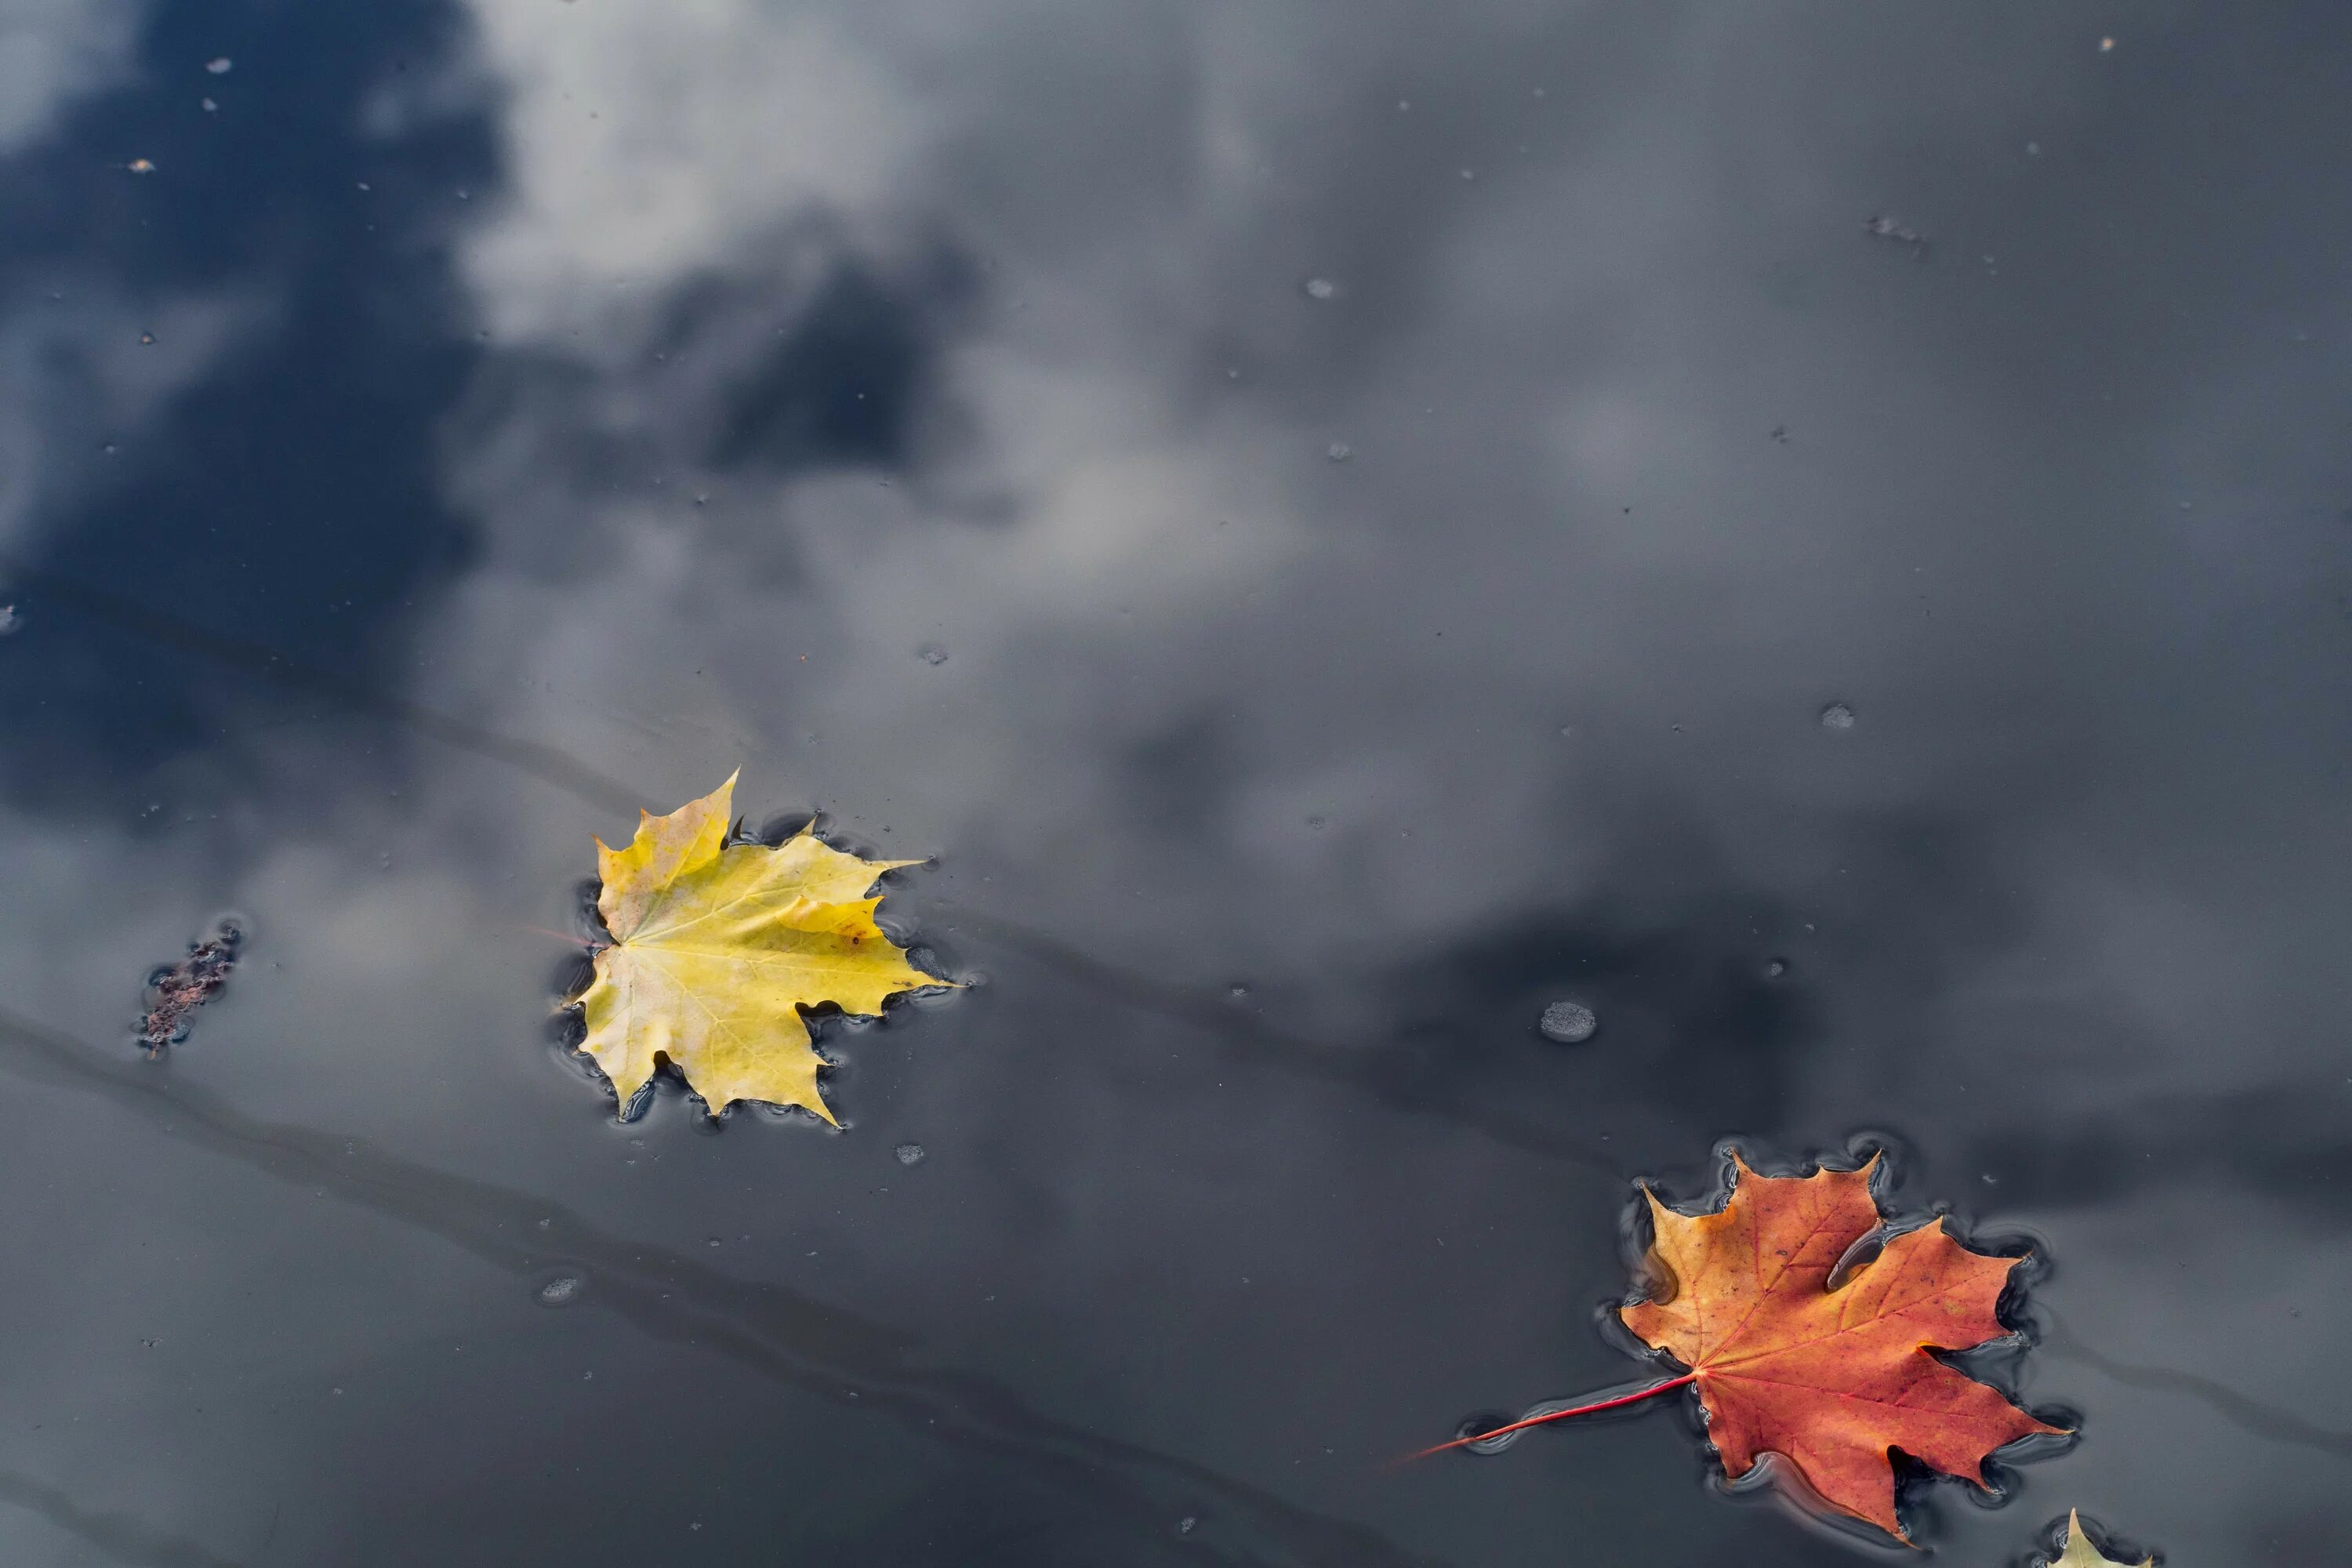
[[0, 0, 494, 803], [944, 900, 1621, 1174], [1118, 710, 1246, 842], [707, 255, 971, 475], [1962, 1086, 2352, 1225], [1392, 896, 1812, 1141]]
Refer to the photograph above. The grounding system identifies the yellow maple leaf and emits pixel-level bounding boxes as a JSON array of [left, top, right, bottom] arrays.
[[575, 771, 946, 1123], [2049, 1510, 2153, 1568]]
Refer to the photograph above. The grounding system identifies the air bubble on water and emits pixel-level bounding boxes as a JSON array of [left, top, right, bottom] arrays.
[[1454, 1410, 1521, 1453], [1539, 1000, 1598, 1044], [895, 1142, 926, 1167], [0, 605, 20, 636], [535, 1272, 585, 1308], [1818, 702, 1856, 731], [1327, 441, 1352, 462], [917, 642, 949, 666], [1304, 277, 1337, 300], [205, 56, 233, 74]]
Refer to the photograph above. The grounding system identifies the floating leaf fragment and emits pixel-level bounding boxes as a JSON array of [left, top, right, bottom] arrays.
[[2048, 1509, 2153, 1568], [140, 918, 243, 1050], [575, 772, 947, 1123]]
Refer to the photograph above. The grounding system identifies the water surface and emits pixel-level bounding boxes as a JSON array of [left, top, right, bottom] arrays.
[[3, 3, 2350, 1563]]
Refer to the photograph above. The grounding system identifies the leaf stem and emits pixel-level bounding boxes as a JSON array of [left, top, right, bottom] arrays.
[[1403, 1372, 1698, 1462], [521, 924, 601, 951]]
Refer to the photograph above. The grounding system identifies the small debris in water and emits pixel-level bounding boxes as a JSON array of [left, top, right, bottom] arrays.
[[1327, 441, 1353, 462], [201, 97, 218, 112], [1765, 957, 1790, 979], [1819, 702, 1857, 731], [205, 56, 234, 74], [536, 1274, 585, 1308], [1178, 1515, 1197, 1535], [1304, 277, 1337, 300], [127, 158, 156, 174], [1862, 214, 1928, 254], [894, 1142, 926, 1167], [1538, 1000, 1598, 1044], [917, 642, 948, 666], [0, 604, 20, 636], [140, 919, 243, 1051], [2098, 36, 2115, 53]]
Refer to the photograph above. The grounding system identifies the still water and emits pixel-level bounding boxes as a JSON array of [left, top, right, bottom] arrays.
[[3, 2, 2350, 1563]]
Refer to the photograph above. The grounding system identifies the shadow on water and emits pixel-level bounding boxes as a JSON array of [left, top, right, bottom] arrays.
[[0, 1006, 1442, 1568]]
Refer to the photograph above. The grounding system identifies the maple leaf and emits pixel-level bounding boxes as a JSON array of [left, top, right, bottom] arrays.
[[1414, 1152, 2065, 1543], [575, 772, 945, 1123], [2048, 1509, 2153, 1568], [1617, 1152, 2065, 1539]]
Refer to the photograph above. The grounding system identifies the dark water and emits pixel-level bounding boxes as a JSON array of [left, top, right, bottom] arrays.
[[2, 3, 2349, 1563]]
